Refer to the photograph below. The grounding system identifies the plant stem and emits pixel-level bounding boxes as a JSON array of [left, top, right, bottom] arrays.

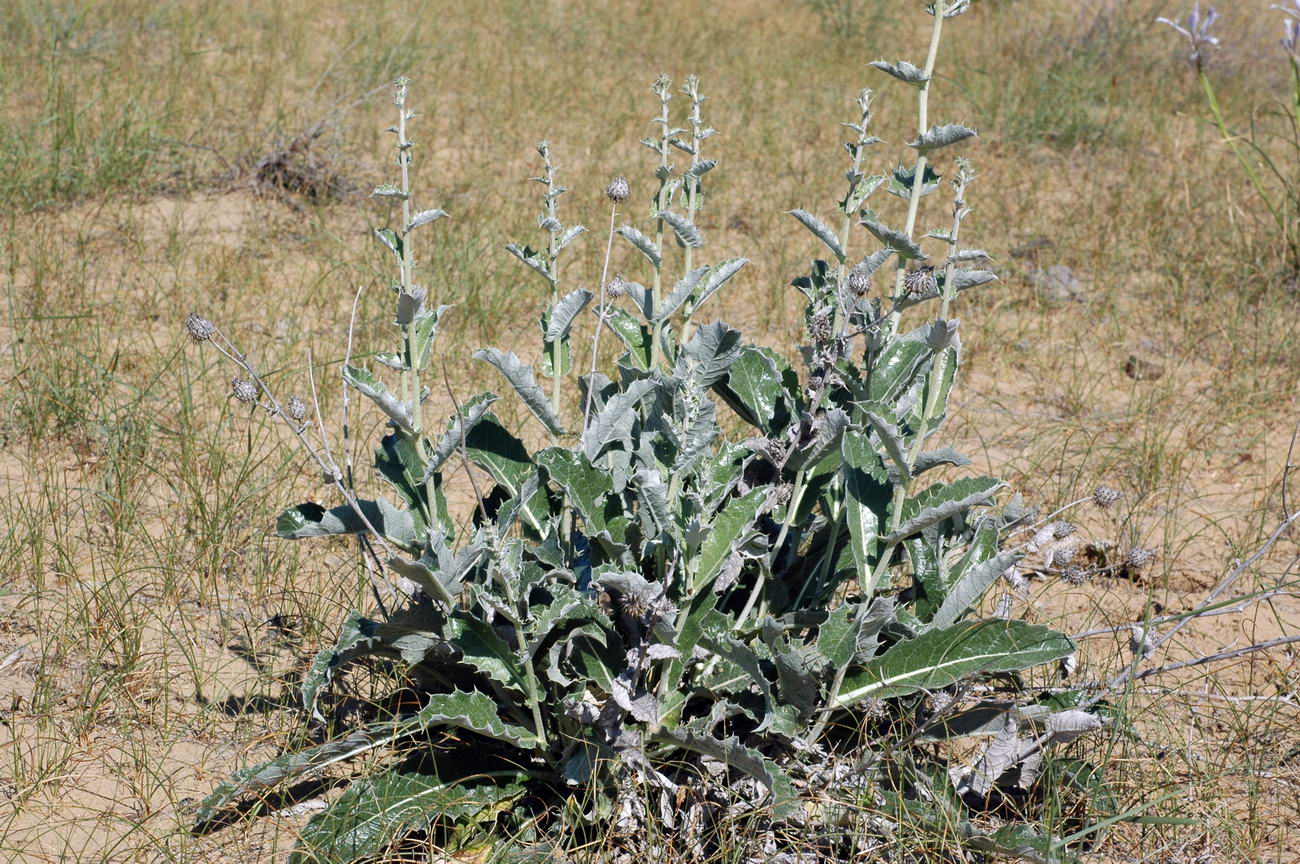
[[887, 1, 946, 335], [680, 77, 704, 346], [581, 203, 619, 442]]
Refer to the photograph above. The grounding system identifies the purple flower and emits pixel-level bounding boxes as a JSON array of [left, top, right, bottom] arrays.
[[1156, 2, 1220, 69], [1275, 3, 1300, 57]]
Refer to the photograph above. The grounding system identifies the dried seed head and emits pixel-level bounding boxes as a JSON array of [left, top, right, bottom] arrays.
[[606, 176, 630, 203], [1129, 624, 1156, 660], [807, 310, 834, 343], [1052, 521, 1077, 539], [286, 395, 308, 423], [1093, 485, 1123, 509], [903, 265, 936, 297], [606, 275, 626, 299], [231, 377, 258, 404], [1047, 539, 1078, 568], [185, 313, 215, 342], [847, 266, 872, 296], [1124, 547, 1156, 570], [1061, 566, 1093, 586]]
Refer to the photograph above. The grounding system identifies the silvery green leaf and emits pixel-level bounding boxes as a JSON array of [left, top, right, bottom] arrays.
[[927, 228, 956, 242], [373, 227, 403, 263], [652, 728, 799, 818], [276, 497, 417, 550], [788, 209, 845, 262], [424, 394, 499, 479], [655, 266, 711, 323], [634, 468, 673, 537], [862, 403, 911, 484], [537, 216, 562, 232], [889, 163, 943, 199], [884, 476, 1004, 543], [616, 225, 662, 268], [405, 208, 447, 232], [622, 280, 653, 321], [556, 224, 586, 252], [964, 719, 1026, 797], [854, 247, 896, 278], [786, 408, 850, 473], [545, 288, 593, 343], [678, 321, 743, 387], [911, 447, 972, 476], [835, 619, 1074, 705], [505, 242, 554, 284], [291, 769, 523, 864], [954, 248, 992, 262], [690, 257, 748, 313], [669, 137, 695, 155], [925, 319, 960, 352], [657, 210, 705, 248], [640, 136, 660, 151], [910, 123, 978, 154], [584, 378, 658, 461], [870, 59, 931, 87], [410, 303, 451, 371], [861, 217, 925, 259], [394, 288, 423, 326], [932, 550, 1020, 628], [945, 269, 998, 291], [687, 159, 717, 178], [374, 351, 405, 370], [611, 672, 658, 723], [693, 488, 766, 592], [342, 365, 414, 434], [1046, 709, 1104, 744], [473, 349, 565, 436], [371, 184, 408, 200], [842, 433, 888, 593], [843, 173, 886, 214]]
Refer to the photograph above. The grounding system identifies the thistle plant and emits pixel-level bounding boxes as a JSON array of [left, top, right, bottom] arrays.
[[186, 4, 1158, 861], [1159, 2, 1300, 273]]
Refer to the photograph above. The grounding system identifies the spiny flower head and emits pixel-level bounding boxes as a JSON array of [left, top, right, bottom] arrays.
[[606, 275, 626, 298], [231, 377, 258, 404], [606, 176, 630, 203], [1061, 566, 1094, 586], [1093, 485, 1123, 509], [847, 266, 871, 296], [903, 265, 936, 297], [185, 313, 215, 342], [286, 395, 308, 423], [1124, 546, 1156, 570], [1052, 521, 1077, 539], [807, 310, 834, 343]]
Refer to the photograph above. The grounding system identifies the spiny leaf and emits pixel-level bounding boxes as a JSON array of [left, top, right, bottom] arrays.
[[884, 476, 1004, 543], [276, 497, 418, 551], [473, 348, 565, 436], [405, 208, 448, 232], [860, 217, 925, 260], [616, 225, 662, 268], [910, 123, 978, 154], [835, 619, 1074, 705], [505, 243, 553, 284], [789, 209, 844, 262], [655, 265, 711, 323], [870, 59, 930, 86], [689, 257, 748, 315], [657, 210, 705, 248], [425, 394, 498, 478], [693, 488, 766, 593], [291, 769, 524, 864], [653, 728, 799, 818], [544, 288, 593, 343], [583, 378, 658, 461], [842, 432, 888, 593], [343, 365, 414, 434]]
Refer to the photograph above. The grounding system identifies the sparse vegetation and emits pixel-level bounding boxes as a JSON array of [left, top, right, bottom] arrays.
[[1, 1, 1297, 862]]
